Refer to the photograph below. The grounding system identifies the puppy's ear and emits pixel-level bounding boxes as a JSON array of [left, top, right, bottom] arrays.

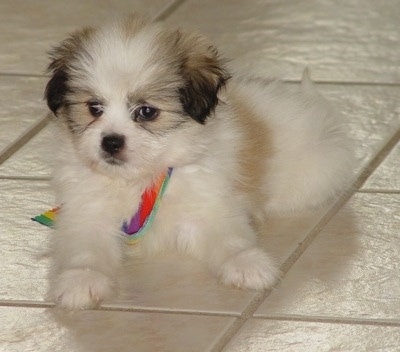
[[175, 31, 230, 124], [45, 27, 94, 115], [45, 66, 69, 115]]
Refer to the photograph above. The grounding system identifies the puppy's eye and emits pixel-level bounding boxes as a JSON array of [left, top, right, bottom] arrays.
[[87, 101, 103, 118], [135, 105, 159, 121]]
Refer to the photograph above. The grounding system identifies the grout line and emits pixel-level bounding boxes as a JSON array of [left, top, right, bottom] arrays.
[[212, 127, 400, 351], [0, 299, 239, 317], [153, 0, 186, 22], [0, 117, 48, 166], [99, 305, 239, 317], [100, 302, 240, 317], [210, 291, 271, 352], [283, 79, 400, 87], [253, 314, 400, 328], [351, 129, 400, 189], [357, 189, 400, 194], [0, 72, 47, 78], [0, 176, 51, 181], [0, 300, 54, 309], [279, 191, 357, 275]]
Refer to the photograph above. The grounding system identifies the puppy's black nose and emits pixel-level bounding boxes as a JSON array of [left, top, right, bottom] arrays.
[[101, 134, 125, 155]]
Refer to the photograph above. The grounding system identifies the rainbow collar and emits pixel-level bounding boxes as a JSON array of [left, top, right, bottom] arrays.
[[122, 167, 173, 243], [32, 168, 173, 244]]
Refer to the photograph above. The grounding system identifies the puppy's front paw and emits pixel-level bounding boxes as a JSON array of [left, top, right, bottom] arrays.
[[218, 248, 280, 290], [51, 269, 114, 310]]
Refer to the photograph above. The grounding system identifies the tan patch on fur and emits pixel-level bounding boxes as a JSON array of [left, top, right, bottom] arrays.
[[229, 91, 274, 216], [48, 26, 95, 72]]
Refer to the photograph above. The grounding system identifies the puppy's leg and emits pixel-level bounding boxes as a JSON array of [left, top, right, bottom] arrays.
[[176, 206, 279, 290], [217, 247, 279, 290], [49, 195, 123, 310], [212, 220, 279, 290]]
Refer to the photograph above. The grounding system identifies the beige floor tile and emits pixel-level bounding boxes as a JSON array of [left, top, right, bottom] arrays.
[[0, 76, 47, 152], [0, 180, 54, 301], [0, 0, 173, 75], [257, 211, 326, 265], [0, 125, 53, 179], [167, 0, 400, 83], [223, 318, 400, 352], [256, 193, 400, 320], [0, 179, 256, 314], [113, 253, 256, 314], [0, 306, 235, 352], [322, 85, 400, 170], [363, 142, 400, 191]]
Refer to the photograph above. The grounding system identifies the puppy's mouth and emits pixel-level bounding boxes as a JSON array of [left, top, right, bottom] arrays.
[[101, 153, 126, 166]]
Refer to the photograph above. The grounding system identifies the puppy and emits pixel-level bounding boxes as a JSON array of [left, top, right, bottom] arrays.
[[45, 14, 353, 309]]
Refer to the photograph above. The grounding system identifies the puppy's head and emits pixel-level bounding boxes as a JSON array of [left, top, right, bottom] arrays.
[[45, 14, 230, 177]]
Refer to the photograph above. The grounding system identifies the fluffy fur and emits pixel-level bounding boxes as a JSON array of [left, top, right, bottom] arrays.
[[44, 14, 353, 309]]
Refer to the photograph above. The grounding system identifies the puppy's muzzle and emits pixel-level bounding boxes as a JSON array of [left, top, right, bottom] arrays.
[[101, 134, 125, 156]]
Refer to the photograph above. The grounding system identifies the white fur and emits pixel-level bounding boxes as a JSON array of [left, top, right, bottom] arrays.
[[47, 18, 353, 309], [232, 73, 353, 214]]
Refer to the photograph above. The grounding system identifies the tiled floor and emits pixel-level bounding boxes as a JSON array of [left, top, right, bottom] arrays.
[[0, 1, 399, 351]]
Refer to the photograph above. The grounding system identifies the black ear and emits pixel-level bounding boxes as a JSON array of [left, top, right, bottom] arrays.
[[44, 26, 94, 116], [176, 32, 230, 124], [44, 43, 72, 116], [45, 68, 69, 115]]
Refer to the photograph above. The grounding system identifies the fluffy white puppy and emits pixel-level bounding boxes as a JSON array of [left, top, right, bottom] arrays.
[[45, 14, 352, 309]]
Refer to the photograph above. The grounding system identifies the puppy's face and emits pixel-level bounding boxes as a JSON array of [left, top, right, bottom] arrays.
[[45, 15, 229, 178]]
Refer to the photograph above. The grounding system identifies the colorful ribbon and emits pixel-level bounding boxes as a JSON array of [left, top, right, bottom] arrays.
[[32, 168, 173, 244]]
